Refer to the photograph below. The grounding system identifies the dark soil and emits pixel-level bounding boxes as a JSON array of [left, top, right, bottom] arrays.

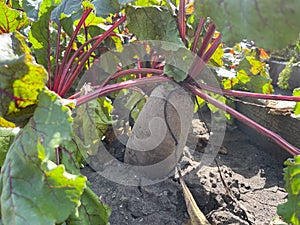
[[81, 120, 289, 225]]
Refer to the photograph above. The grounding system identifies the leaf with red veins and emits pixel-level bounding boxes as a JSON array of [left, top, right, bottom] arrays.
[[0, 90, 87, 225], [0, 1, 28, 34], [0, 32, 47, 126]]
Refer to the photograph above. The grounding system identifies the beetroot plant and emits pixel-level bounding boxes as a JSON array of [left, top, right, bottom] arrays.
[[0, 0, 300, 224]]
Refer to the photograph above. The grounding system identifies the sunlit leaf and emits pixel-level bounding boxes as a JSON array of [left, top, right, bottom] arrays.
[[236, 70, 250, 84], [0, 32, 47, 125], [277, 155, 300, 225], [247, 56, 265, 75], [132, 0, 168, 6], [293, 88, 300, 116], [210, 43, 224, 67], [0, 116, 15, 128], [0, 1, 28, 34]]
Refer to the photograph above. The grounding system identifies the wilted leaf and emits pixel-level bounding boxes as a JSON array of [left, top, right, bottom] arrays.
[[125, 5, 182, 44], [0, 90, 86, 225], [0, 32, 47, 125], [0, 1, 28, 34], [195, 0, 300, 50], [66, 186, 111, 225]]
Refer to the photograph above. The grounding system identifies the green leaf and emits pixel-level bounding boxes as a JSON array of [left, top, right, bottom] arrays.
[[125, 5, 182, 44], [66, 186, 111, 225], [51, 0, 84, 37], [91, 0, 136, 17], [0, 1, 28, 34], [132, 0, 168, 6], [195, 0, 300, 50], [51, 0, 83, 24], [277, 155, 300, 225], [246, 75, 272, 94], [293, 88, 300, 116], [0, 32, 47, 125], [72, 85, 114, 158], [0, 127, 19, 166], [92, 0, 120, 17], [0, 89, 86, 225], [164, 46, 194, 81], [59, 137, 84, 174], [21, 0, 43, 21], [210, 44, 224, 67], [28, 0, 62, 70]]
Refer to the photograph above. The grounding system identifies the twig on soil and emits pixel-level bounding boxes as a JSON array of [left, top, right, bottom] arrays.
[[214, 159, 255, 225]]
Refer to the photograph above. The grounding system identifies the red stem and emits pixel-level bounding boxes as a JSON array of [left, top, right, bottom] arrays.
[[99, 68, 164, 89], [52, 23, 62, 90], [83, 22, 90, 68], [46, 23, 52, 88], [202, 34, 222, 63], [0, 88, 23, 101], [178, 0, 186, 44], [69, 68, 164, 99], [59, 15, 126, 97], [188, 26, 219, 79], [0, 26, 7, 33], [186, 83, 300, 156], [55, 34, 115, 93], [197, 22, 215, 58], [199, 82, 300, 101], [191, 18, 206, 54], [75, 76, 171, 106], [53, 8, 93, 91]]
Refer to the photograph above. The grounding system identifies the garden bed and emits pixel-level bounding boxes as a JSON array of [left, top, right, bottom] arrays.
[[81, 116, 289, 224]]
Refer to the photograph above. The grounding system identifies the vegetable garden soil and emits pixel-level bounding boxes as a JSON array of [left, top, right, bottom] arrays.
[[82, 120, 289, 225]]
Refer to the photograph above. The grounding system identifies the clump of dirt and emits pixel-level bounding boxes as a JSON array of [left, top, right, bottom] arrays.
[[81, 120, 289, 225]]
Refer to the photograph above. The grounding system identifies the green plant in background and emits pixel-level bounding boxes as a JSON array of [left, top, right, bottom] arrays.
[[217, 42, 272, 94], [271, 35, 300, 62], [278, 57, 295, 90], [277, 155, 300, 225]]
